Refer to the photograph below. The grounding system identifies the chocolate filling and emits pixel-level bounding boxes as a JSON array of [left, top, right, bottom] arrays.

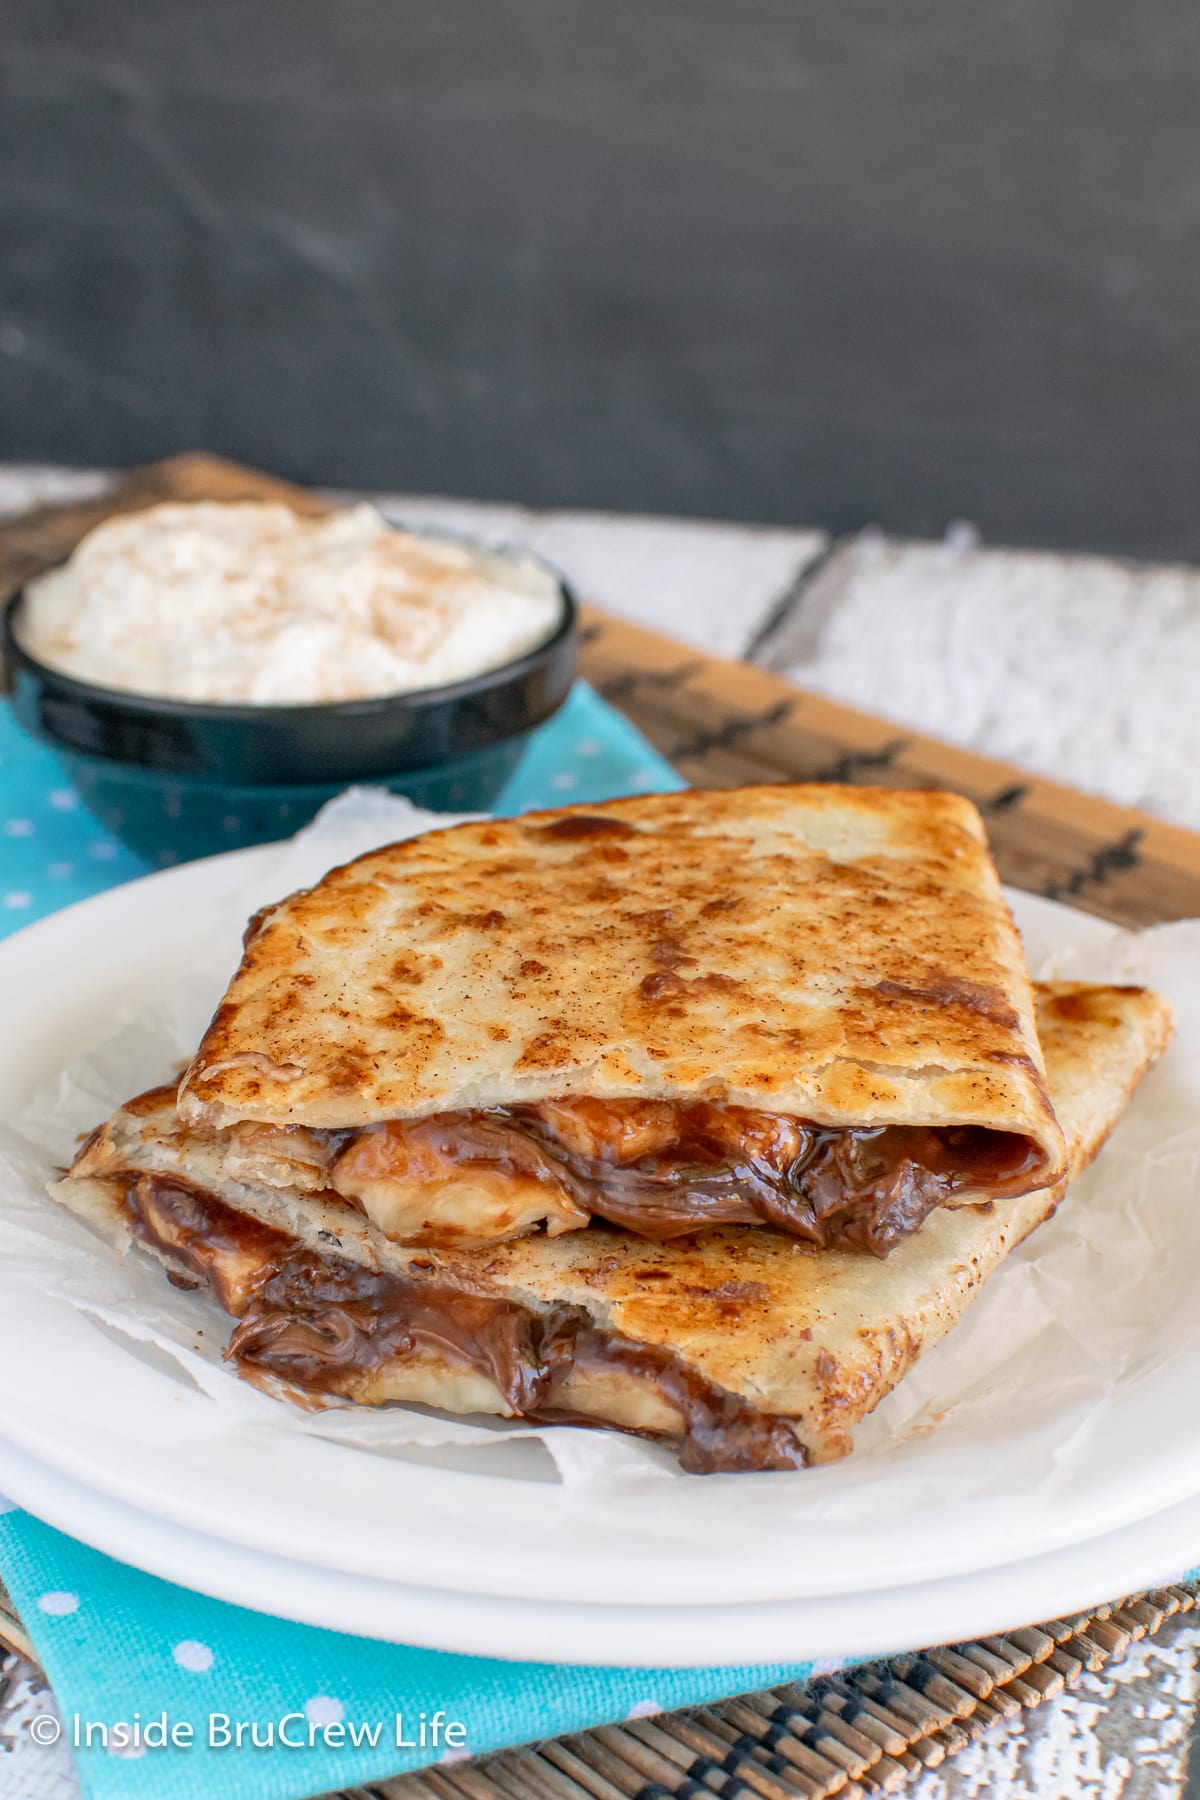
[[330, 1099, 1044, 1256], [121, 1173, 807, 1475]]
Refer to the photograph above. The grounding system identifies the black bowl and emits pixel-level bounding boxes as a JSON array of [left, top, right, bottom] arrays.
[[3, 561, 577, 863]]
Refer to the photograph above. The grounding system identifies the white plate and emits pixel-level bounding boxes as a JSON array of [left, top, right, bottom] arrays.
[[0, 843, 1195, 1628], [1, 1431, 1198, 1668]]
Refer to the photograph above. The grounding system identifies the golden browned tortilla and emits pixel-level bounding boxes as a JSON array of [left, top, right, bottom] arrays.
[[161, 787, 1068, 1253], [53, 982, 1170, 1472], [179, 785, 1061, 1143]]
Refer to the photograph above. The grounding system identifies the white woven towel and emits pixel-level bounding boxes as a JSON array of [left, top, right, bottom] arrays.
[[774, 532, 1200, 832]]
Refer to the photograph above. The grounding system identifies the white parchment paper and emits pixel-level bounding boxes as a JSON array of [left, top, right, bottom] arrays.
[[0, 790, 1197, 1535]]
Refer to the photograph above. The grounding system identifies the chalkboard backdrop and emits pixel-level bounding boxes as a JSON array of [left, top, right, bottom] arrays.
[[3, 1, 1199, 558]]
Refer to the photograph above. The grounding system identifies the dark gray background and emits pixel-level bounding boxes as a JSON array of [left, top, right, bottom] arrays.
[[3, 2, 1199, 557]]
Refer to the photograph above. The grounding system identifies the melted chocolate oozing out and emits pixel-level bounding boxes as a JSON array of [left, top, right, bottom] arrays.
[[228, 1251, 806, 1474], [344, 1103, 1043, 1258], [122, 1175, 806, 1475]]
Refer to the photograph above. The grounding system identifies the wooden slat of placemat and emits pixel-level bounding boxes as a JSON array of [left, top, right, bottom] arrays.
[[0, 1576, 33, 1663], [2, 451, 1198, 929]]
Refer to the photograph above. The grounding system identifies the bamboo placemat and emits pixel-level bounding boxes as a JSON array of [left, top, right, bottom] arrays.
[[2, 1576, 1198, 1798], [0, 1575, 32, 1663], [3, 455, 1200, 1796]]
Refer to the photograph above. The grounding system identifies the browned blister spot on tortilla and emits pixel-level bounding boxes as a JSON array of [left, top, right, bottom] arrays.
[[262, 989, 306, 1027], [693, 972, 743, 996], [516, 1031, 572, 1071], [373, 1004, 444, 1038], [700, 895, 741, 917], [683, 1280, 771, 1306], [538, 816, 639, 841], [649, 938, 697, 971], [874, 975, 1019, 1031], [323, 1056, 375, 1094], [639, 971, 685, 1001], [627, 907, 675, 930], [204, 1001, 240, 1039], [986, 1049, 1039, 1071], [1044, 985, 1142, 1026]]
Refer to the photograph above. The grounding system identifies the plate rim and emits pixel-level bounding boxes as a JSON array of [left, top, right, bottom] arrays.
[[1, 1433, 1197, 1669]]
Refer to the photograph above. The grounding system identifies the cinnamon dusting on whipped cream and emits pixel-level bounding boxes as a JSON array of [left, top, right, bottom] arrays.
[[19, 501, 563, 704]]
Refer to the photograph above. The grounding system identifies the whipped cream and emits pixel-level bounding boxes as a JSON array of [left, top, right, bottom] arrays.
[[18, 501, 565, 704]]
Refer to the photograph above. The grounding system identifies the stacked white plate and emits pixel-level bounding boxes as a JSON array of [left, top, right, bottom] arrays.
[[0, 849, 1197, 1668]]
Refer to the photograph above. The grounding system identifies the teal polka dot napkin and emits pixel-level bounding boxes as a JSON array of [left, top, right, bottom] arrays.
[[0, 1510, 817, 1800], [0, 683, 827, 1800]]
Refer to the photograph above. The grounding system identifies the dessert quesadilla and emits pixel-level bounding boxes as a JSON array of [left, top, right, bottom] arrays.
[[53, 981, 1171, 1473], [169, 786, 1064, 1256]]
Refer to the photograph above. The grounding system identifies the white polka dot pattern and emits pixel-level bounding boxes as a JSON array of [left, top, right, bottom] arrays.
[[807, 1655, 845, 1677], [106, 1726, 147, 1759], [36, 1591, 79, 1616], [305, 1695, 344, 1727]]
